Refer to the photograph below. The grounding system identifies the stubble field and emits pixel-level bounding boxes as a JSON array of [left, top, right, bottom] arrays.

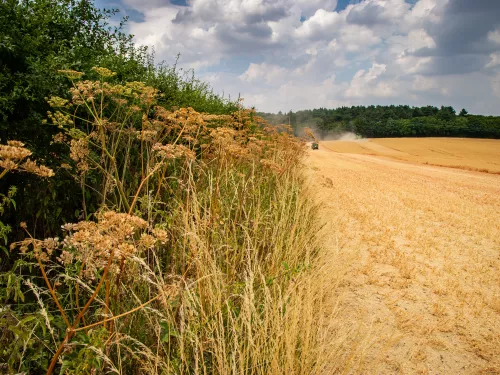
[[308, 138, 500, 374], [320, 137, 500, 174]]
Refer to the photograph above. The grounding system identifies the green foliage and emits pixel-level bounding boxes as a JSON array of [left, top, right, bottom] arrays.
[[60, 328, 109, 375], [0, 0, 236, 244], [0, 186, 16, 257], [0, 2, 323, 373], [0, 307, 53, 372], [259, 105, 500, 139]]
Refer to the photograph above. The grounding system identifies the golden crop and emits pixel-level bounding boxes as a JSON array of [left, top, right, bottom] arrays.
[[322, 137, 500, 174], [308, 140, 500, 374]]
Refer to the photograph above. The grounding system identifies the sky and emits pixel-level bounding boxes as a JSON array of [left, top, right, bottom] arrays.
[[98, 0, 500, 115]]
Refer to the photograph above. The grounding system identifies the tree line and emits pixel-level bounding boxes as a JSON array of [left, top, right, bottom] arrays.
[[258, 105, 500, 139]]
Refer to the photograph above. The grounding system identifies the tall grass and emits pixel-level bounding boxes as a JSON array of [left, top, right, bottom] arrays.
[[0, 68, 335, 374]]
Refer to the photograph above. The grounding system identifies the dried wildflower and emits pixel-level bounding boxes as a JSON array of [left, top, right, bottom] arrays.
[[152, 228, 168, 244], [58, 69, 84, 79], [226, 144, 249, 158], [139, 233, 155, 249], [0, 143, 32, 161], [202, 114, 233, 122], [91, 67, 116, 78], [21, 159, 55, 178], [0, 141, 54, 178], [182, 135, 198, 144], [0, 159, 17, 171], [69, 80, 104, 105], [10, 237, 58, 262], [52, 211, 169, 278], [52, 133, 66, 144], [260, 159, 283, 173], [57, 250, 74, 264], [153, 143, 195, 160], [69, 138, 89, 173], [60, 163, 72, 170], [113, 98, 128, 106], [137, 130, 158, 142], [7, 140, 24, 147]]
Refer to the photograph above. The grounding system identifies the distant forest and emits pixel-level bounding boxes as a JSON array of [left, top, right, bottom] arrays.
[[258, 106, 500, 139]]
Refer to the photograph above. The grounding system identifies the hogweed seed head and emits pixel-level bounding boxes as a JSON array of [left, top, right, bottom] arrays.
[[7, 140, 25, 147], [0, 143, 32, 161], [21, 159, 55, 178], [91, 67, 116, 78], [58, 69, 84, 80], [47, 96, 69, 108]]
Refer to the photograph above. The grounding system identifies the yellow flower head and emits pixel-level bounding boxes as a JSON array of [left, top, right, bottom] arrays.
[[92, 66, 117, 78], [57, 69, 84, 80]]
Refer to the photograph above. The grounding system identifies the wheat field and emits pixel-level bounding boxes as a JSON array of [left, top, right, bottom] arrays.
[[308, 138, 500, 374], [320, 137, 500, 174]]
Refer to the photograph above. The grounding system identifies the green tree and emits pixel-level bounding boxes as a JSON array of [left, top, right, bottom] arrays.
[[0, 0, 236, 244]]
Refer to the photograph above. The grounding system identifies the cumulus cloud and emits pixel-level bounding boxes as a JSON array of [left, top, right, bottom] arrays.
[[493, 73, 500, 98], [346, 62, 393, 98], [239, 63, 288, 84], [120, 0, 500, 114], [410, 0, 500, 74], [346, 0, 409, 26]]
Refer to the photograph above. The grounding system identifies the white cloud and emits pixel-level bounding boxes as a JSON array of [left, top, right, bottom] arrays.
[[486, 52, 500, 68], [345, 62, 393, 98], [122, 0, 500, 114], [493, 73, 500, 98], [239, 63, 288, 84], [407, 29, 436, 51], [339, 25, 381, 51], [295, 9, 343, 40], [294, 0, 338, 18], [488, 29, 500, 45], [412, 75, 437, 91]]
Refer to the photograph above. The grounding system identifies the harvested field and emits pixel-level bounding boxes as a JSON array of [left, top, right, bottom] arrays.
[[307, 139, 500, 374], [321, 138, 500, 174]]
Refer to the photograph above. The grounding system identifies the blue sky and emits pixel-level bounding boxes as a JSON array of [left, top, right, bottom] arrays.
[[97, 0, 500, 114]]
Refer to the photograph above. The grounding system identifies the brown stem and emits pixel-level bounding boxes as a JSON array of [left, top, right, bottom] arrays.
[[46, 250, 115, 375], [0, 168, 10, 180], [154, 164, 168, 201], [104, 276, 111, 330], [37, 257, 71, 328], [45, 336, 70, 375], [128, 163, 163, 215], [74, 262, 87, 329], [73, 294, 160, 333]]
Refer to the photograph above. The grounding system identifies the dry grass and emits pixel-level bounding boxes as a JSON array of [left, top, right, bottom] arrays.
[[2, 69, 354, 375], [321, 137, 500, 174], [307, 144, 500, 374]]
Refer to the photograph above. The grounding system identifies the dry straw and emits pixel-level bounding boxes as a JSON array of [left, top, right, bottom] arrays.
[[4, 67, 344, 375]]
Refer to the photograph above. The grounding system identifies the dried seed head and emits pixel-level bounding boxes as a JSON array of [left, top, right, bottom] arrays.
[[21, 159, 55, 178], [7, 140, 25, 147], [153, 143, 196, 160], [69, 138, 89, 173], [0, 143, 32, 161]]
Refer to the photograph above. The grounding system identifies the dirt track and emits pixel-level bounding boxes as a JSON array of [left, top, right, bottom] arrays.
[[307, 145, 500, 374]]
